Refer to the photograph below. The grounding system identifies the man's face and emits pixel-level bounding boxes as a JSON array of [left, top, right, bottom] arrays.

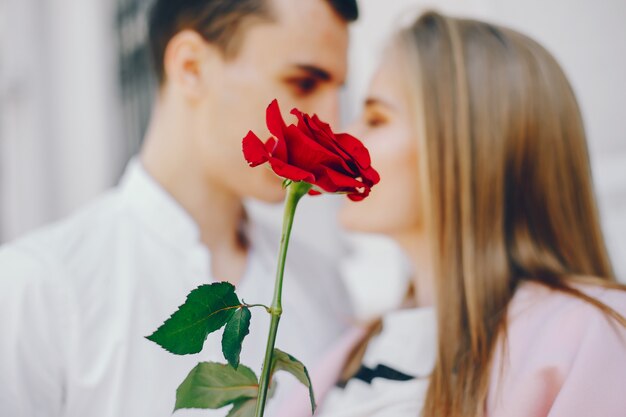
[[196, 0, 349, 202]]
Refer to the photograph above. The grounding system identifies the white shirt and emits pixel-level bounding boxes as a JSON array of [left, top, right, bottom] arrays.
[[0, 160, 352, 417], [317, 307, 436, 417]]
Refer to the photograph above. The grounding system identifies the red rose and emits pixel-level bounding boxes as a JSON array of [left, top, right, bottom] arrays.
[[242, 99, 380, 201]]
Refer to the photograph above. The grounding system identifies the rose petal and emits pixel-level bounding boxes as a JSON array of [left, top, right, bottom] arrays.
[[348, 190, 369, 201], [300, 119, 367, 178], [310, 114, 335, 139], [361, 166, 381, 187], [305, 115, 350, 151], [263, 101, 288, 161], [264, 137, 278, 153], [294, 111, 354, 163], [245, 100, 379, 201], [291, 108, 316, 138], [283, 125, 354, 176], [314, 167, 373, 201], [266, 99, 287, 143], [267, 157, 315, 183], [308, 115, 355, 162], [314, 166, 368, 193], [242, 131, 270, 167], [335, 133, 372, 169]]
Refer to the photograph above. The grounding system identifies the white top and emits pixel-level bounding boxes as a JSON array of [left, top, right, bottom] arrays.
[[0, 160, 351, 417], [317, 307, 437, 417]]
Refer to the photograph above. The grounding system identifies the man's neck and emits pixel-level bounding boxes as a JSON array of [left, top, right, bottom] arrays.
[[139, 102, 249, 285]]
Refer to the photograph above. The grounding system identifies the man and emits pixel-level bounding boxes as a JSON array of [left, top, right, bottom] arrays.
[[0, 0, 358, 415]]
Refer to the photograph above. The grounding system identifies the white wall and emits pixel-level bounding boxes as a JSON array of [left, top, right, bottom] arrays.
[[0, 0, 120, 242], [0, 0, 54, 240]]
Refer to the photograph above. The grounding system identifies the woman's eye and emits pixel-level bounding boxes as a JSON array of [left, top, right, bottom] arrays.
[[366, 116, 386, 128]]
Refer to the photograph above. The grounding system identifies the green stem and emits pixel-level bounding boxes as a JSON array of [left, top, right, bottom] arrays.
[[254, 181, 311, 417]]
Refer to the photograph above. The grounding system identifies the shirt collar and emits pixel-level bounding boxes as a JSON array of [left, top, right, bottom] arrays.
[[119, 158, 201, 248], [382, 307, 436, 336]]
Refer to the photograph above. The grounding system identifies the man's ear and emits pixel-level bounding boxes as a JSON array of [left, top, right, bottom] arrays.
[[163, 30, 221, 101]]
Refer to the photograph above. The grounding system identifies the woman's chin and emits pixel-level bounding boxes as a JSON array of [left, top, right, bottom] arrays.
[[339, 204, 377, 234]]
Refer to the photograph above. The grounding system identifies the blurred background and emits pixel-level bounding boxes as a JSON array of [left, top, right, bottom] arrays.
[[1, 0, 625, 315]]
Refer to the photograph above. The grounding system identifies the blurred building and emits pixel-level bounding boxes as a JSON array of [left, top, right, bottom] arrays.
[[0, 0, 120, 240], [116, 0, 156, 166]]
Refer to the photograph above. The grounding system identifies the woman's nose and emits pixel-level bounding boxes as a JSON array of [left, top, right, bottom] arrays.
[[345, 119, 367, 142]]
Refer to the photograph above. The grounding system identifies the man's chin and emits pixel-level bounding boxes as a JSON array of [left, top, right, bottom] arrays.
[[255, 188, 287, 204], [252, 174, 289, 203], [243, 181, 286, 204]]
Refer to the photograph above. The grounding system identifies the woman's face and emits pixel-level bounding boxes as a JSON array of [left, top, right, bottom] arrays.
[[339, 53, 422, 237]]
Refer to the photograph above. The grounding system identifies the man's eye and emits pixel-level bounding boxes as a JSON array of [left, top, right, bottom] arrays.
[[289, 78, 319, 95]]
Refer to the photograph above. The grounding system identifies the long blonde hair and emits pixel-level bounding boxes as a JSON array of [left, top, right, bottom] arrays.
[[395, 11, 625, 416]]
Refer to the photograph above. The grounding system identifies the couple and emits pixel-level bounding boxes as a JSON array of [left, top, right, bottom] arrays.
[[1, 1, 625, 417]]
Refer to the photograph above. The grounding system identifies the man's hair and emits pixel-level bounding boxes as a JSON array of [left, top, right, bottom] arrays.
[[148, 0, 359, 84]]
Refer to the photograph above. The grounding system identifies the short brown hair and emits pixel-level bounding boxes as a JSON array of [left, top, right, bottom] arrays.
[[148, 0, 358, 83]]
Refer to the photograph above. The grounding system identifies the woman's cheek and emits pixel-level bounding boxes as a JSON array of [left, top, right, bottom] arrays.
[[339, 127, 419, 233], [372, 130, 421, 230]]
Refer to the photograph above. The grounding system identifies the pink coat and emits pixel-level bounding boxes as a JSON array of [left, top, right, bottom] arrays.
[[277, 281, 626, 417], [487, 281, 626, 417]]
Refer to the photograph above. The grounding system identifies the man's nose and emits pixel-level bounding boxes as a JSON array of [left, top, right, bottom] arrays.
[[311, 91, 340, 128]]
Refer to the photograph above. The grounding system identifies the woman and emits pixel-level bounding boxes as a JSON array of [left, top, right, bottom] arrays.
[[316, 10, 626, 417]]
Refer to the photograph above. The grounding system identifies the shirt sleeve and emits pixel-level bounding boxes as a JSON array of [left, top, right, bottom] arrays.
[[0, 244, 70, 417], [547, 295, 626, 417]]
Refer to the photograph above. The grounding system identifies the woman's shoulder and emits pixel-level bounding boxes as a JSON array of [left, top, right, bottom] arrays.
[[487, 280, 626, 416], [510, 279, 625, 323], [506, 280, 626, 353]]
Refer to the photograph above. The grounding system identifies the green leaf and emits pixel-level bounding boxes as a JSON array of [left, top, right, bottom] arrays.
[[222, 307, 252, 369], [226, 399, 256, 417], [175, 362, 259, 411], [146, 282, 240, 355], [271, 348, 316, 414]]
